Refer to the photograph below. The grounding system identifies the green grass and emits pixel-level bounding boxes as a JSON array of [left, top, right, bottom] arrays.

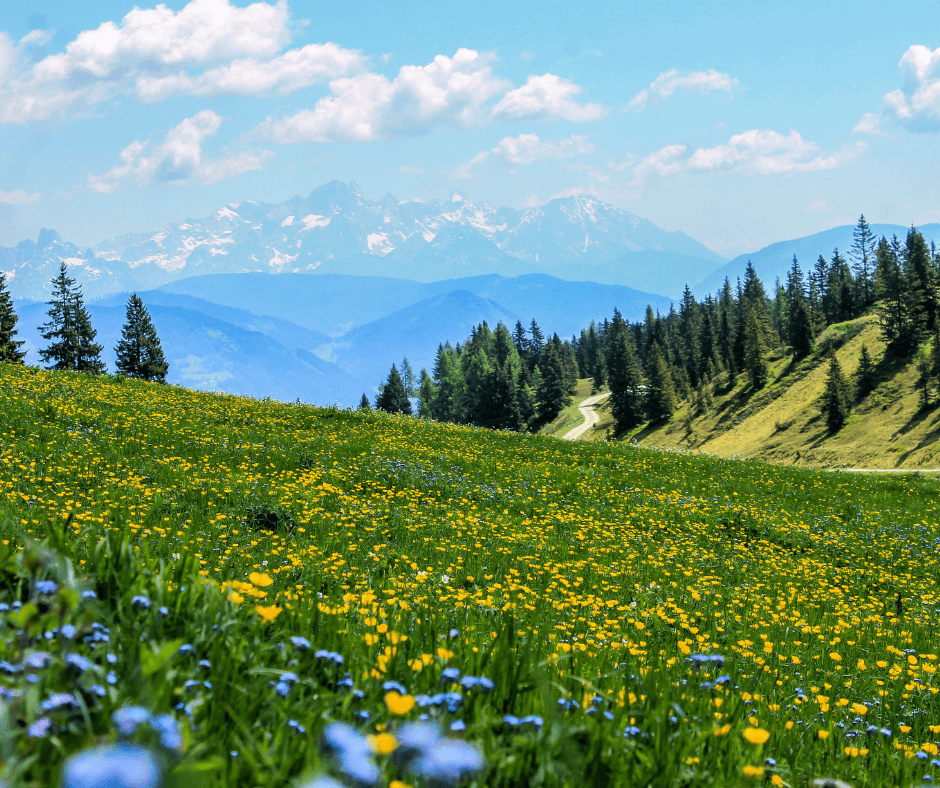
[[0, 361, 939, 787]]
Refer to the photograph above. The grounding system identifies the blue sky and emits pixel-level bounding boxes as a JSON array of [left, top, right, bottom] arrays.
[[1, 0, 939, 256]]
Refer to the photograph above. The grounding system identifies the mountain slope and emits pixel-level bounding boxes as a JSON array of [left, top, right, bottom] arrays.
[[586, 314, 940, 470], [694, 223, 940, 297]]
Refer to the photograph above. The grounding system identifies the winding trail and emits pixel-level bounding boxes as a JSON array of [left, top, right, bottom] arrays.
[[562, 392, 610, 441], [837, 468, 940, 473]]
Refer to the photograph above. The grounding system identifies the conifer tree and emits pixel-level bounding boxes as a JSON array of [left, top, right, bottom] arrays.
[[528, 319, 545, 370], [39, 263, 105, 373], [511, 321, 530, 367], [743, 306, 769, 390], [903, 226, 937, 337], [876, 236, 915, 355], [115, 293, 169, 382], [605, 322, 645, 431], [854, 343, 876, 402], [536, 342, 569, 422], [822, 352, 851, 431], [431, 344, 464, 423], [358, 393, 371, 410], [376, 364, 412, 415], [417, 369, 436, 418], [0, 272, 26, 364], [400, 357, 417, 398], [645, 343, 677, 422], [850, 214, 877, 311]]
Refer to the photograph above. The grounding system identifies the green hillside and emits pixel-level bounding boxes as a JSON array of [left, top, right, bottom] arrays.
[[0, 362, 939, 787], [578, 313, 940, 470]]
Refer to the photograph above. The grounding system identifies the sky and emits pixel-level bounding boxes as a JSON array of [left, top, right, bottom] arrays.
[[0, 0, 939, 257]]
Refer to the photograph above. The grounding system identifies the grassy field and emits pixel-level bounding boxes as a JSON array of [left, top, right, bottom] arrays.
[[1, 362, 939, 787], [587, 315, 940, 470]]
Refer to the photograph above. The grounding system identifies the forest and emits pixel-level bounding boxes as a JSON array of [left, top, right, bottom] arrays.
[[374, 217, 940, 437]]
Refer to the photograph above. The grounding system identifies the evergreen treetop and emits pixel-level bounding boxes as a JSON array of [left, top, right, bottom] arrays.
[[39, 263, 105, 374], [115, 293, 169, 383], [0, 272, 26, 365]]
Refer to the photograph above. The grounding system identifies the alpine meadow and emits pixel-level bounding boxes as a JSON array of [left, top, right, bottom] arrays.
[[4, 1, 940, 787]]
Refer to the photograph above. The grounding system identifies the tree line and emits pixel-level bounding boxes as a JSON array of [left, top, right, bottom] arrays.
[[0, 262, 169, 382], [368, 318, 580, 431], [371, 216, 940, 435]]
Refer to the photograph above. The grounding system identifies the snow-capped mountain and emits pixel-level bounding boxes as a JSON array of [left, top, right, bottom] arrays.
[[2, 181, 726, 301]]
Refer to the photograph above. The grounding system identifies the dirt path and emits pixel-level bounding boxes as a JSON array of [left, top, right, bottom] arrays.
[[838, 468, 940, 473], [562, 392, 610, 441]]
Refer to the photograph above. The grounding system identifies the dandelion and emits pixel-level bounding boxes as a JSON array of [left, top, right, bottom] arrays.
[[743, 728, 770, 745], [386, 691, 416, 715], [254, 605, 282, 622], [743, 765, 765, 777], [249, 572, 273, 588]]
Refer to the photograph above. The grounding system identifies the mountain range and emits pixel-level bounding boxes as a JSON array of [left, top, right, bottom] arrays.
[[1, 182, 726, 302]]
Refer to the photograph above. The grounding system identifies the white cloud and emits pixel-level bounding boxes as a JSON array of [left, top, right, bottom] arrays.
[[456, 133, 593, 178], [399, 165, 424, 175], [260, 49, 510, 143], [0, 0, 363, 122], [627, 69, 738, 112], [630, 129, 864, 187], [882, 44, 940, 132], [0, 189, 40, 204], [491, 73, 606, 122], [852, 111, 883, 135], [134, 42, 365, 101], [88, 110, 271, 192], [806, 200, 828, 211]]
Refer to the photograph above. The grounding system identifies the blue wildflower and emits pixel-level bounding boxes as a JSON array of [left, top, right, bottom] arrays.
[[36, 580, 57, 595], [291, 636, 312, 651], [61, 744, 161, 788], [81, 590, 97, 601], [151, 714, 183, 750], [113, 706, 153, 736], [41, 693, 78, 712], [28, 718, 53, 738], [66, 654, 94, 674]]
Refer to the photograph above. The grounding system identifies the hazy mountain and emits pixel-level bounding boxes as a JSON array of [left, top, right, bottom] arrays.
[[158, 272, 674, 339], [13, 300, 361, 405], [693, 223, 940, 297]]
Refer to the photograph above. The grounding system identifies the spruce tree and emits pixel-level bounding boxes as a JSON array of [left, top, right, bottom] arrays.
[[358, 393, 371, 410], [0, 272, 26, 364], [854, 343, 876, 402], [39, 263, 105, 373], [822, 353, 851, 431], [903, 226, 936, 337], [645, 343, 677, 422], [528, 319, 545, 370], [115, 293, 169, 382], [535, 342, 569, 422], [790, 300, 815, 360], [375, 364, 412, 415], [417, 369, 436, 418], [850, 214, 876, 311], [400, 357, 417, 398], [743, 306, 769, 390], [876, 236, 915, 355], [605, 325, 645, 432]]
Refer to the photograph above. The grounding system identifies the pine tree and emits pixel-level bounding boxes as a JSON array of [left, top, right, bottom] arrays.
[[790, 300, 815, 360], [822, 353, 851, 431], [431, 344, 464, 423], [536, 342, 569, 422], [0, 272, 26, 364], [114, 293, 169, 382], [400, 357, 417, 398], [876, 236, 915, 355], [743, 306, 769, 390], [645, 343, 677, 422], [854, 343, 876, 402], [376, 364, 412, 415], [850, 214, 876, 311], [903, 226, 937, 337], [417, 369, 436, 418], [358, 393, 371, 410], [39, 263, 105, 373], [605, 322, 645, 432], [528, 319, 545, 370]]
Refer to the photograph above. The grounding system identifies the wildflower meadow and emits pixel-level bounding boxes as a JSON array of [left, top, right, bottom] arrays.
[[0, 362, 938, 787]]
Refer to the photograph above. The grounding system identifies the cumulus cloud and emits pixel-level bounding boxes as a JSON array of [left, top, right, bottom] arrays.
[[630, 129, 863, 186], [87, 110, 271, 192], [0, 0, 363, 122], [882, 44, 940, 131], [627, 69, 738, 112], [852, 111, 883, 135], [456, 133, 593, 178], [491, 73, 606, 122], [0, 189, 40, 204], [259, 49, 511, 143]]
